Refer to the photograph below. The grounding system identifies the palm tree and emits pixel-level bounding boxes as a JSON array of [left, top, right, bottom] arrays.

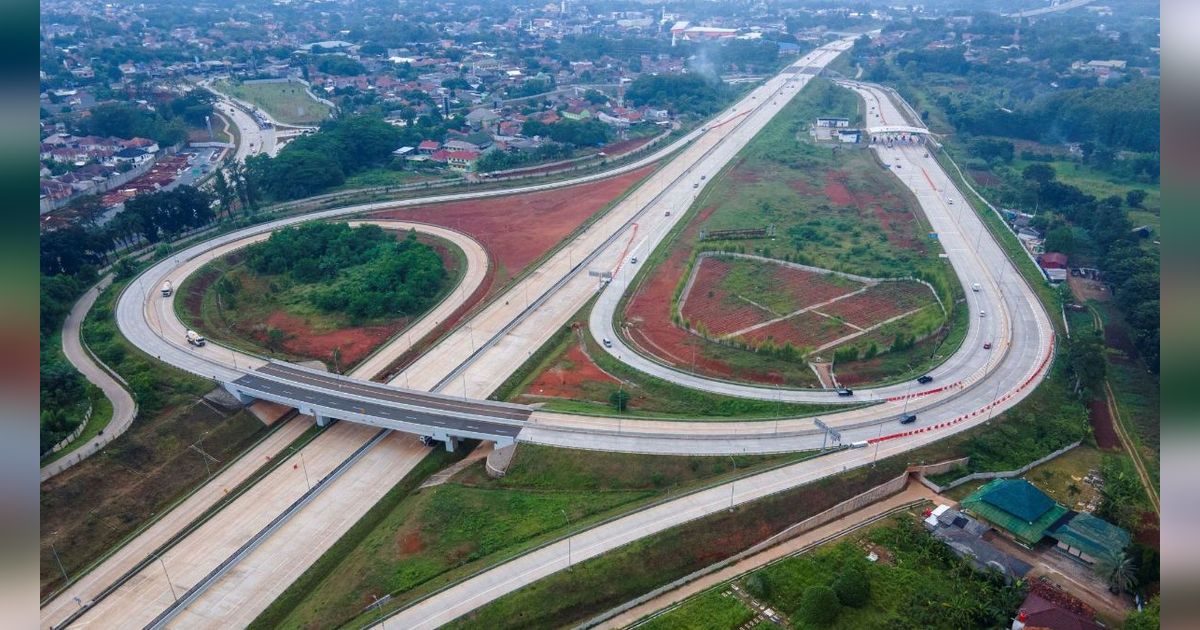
[[1098, 549, 1136, 595]]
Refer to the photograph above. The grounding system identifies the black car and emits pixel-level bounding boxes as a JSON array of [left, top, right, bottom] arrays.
[[900, 414, 917, 424], [836, 388, 854, 397], [917, 375, 933, 384]]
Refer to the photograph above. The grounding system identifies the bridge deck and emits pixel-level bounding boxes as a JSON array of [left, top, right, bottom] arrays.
[[255, 362, 532, 423], [233, 373, 524, 438]]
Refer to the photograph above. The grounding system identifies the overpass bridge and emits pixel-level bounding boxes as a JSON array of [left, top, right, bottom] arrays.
[[225, 362, 529, 450]]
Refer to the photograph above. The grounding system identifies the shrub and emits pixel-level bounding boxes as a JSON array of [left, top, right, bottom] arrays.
[[801, 584, 841, 625], [745, 572, 772, 600], [832, 568, 871, 608]]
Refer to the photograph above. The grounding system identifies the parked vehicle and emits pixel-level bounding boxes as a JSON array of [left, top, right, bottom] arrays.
[[185, 330, 206, 347], [900, 414, 917, 424], [161, 281, 173, 297], [917, 375, 933, 384], [836, 387, 854, 397]]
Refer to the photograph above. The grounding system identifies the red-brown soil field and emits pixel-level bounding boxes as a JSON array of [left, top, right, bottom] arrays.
[[373, 164, 657, 284], [818, 282, 934, 329], [520, 339, 619, 400]]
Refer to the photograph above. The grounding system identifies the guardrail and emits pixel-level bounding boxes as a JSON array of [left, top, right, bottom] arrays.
[[142, 427, 388, 630]]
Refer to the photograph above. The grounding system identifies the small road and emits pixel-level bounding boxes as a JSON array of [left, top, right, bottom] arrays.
[[41, 274, 136, 482], [1005, 0, 1095, 18]]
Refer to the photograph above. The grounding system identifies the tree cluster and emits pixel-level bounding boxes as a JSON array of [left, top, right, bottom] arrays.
[[245, 115, 402, 200], [626, 73, 733, 117], [522, 118, 611, 148], [244, 223, 447, 322]]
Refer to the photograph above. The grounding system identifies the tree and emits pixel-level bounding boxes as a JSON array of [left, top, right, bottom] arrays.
[[609, 388, 630, 412], [1023, 163, 1057, 185], [801, 584, 841, 625], [1098, 549, 1136, 595], [265, 327, 286, 352], [1124, 596, 1159, 630], [744, 573, 772, 600], [833, 568, 871, 608], [213, 169, 236, 217], [1125, 189, 1147, 208], [1065, 332, 1106, 399]]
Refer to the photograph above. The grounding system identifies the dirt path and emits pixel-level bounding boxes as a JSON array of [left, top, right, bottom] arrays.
[[1087, 306, 1159, 516], [1104, 380, 1159, 516], [598, 483, 936, 629]]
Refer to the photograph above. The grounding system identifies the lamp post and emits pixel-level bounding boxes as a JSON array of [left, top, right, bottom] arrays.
[[560, 508, 572, 570], [159, 556, 178, 602]]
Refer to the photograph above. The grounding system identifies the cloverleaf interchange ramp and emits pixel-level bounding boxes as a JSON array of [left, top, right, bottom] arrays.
[[46, 37, 1055, 630]]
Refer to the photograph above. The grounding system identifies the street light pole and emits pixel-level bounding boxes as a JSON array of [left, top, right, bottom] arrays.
[[159, 556, 178, 602], [49, 534, 69, 584], [560, 508, 572, 570]]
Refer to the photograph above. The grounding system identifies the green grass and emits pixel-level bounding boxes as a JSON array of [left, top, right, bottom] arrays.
[[176, 229, 464, 370], [495, 299, 852, 420], [617, 78, 964, 387], [252, 445, 808, 629], [337, 168, 454, 190], [746, 518, 1026, 629], [216, 79, 332, 126], [41, 386, 114, 466], [637, 589, 756, 630], [1010, 157, 1161, 218], [439, 461, 909, 630], [39, 274, 275, 597]]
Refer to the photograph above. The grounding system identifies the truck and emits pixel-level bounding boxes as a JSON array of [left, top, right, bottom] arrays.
[[186, 330, 206, 347], [161, 281, 173, 297], [850, 440, 869, 449]]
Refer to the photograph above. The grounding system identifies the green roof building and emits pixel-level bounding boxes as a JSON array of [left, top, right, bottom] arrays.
[[960, 479, 1070, 548], [1049, 511, 1132, 565]]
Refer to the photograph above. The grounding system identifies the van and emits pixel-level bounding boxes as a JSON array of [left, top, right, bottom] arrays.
[[602, 338, 613, 348], [900, 414, 917, 425], [972, 283, 981, 292]]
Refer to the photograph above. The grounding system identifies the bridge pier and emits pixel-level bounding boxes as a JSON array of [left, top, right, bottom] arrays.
[[444, 436, 459, 452], [315, 413, 331, 428]]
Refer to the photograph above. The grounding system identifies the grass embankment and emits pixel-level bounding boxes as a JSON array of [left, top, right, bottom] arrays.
[[618, 77, 964, 387], [250, 444, 809, 629], [40, 276, 272, 597], [442, 460, 910, 630], [435, 366, 1088, 629], [643, 516, 1027, 630], [215, 79, 332, 126], [638, 589, 757, 629], [177, 225, 463, 371], [40, 330, 115, 465], [492, 300, 848, 420], [736, 517, 1025, 629]]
